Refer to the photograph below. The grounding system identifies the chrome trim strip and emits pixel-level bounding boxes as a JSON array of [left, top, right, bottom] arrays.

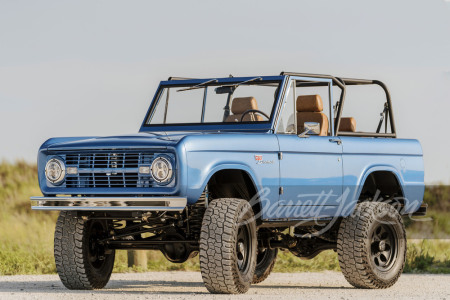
[[30, 196, 187, 211]]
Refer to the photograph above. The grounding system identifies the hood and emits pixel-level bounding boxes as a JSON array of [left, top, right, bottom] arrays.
[[43, 132, 201, 151]]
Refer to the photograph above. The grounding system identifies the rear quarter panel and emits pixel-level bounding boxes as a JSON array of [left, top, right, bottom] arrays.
[[340, 136, 424, 215]]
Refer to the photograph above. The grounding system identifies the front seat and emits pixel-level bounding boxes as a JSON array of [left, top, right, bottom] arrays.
[[296, 95, 329, 136], [225, 97, 263, 122]]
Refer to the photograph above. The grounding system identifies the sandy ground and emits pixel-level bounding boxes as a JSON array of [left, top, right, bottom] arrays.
[[0, 271, 448, 300]]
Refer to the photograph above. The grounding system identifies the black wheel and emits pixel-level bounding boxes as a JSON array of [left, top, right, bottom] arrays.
[[252, 247, 278, 284], [337, 202, 406, 289], [199, 198, 257, 294], [54, 211, 115, 290]]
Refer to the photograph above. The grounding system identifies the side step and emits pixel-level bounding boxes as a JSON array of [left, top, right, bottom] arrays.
[[411, 203, 428, 216]]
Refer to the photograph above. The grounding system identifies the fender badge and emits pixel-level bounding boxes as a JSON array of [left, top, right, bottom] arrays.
[[255, 155, 273, 165]]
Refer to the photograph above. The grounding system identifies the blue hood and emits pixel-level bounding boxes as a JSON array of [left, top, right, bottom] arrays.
[[42, 132, 198, 151]]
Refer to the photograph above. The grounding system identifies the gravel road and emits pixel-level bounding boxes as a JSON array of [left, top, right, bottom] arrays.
[[0, 271, 448, 300]]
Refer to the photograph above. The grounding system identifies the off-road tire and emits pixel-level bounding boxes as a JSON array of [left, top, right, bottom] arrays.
[[54, 211, 115, 290], [199, 198, 257, 294], [252, 247, 278, 284], [337, 202, 406, 289]]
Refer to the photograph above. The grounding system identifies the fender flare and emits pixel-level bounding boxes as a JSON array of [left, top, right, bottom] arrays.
[[188, 163, 264, 215], [355, 165, 405, 200], [343, 165, 406, 216]]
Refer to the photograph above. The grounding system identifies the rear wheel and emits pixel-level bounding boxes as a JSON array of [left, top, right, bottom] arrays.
[[199, 198, 257, 294], [252, 247, 277, 284], [54, 211, 115, 290], [337, 202, 406, 289]]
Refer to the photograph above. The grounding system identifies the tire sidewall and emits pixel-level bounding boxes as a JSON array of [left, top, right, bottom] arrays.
[[234, 202, 258, 289], [366, 204, 406, 283], [253, 247, 277, 284], [82, 219, 115, 283]]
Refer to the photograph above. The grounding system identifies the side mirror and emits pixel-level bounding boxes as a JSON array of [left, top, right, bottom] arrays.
[[298, 122, 320, 137]]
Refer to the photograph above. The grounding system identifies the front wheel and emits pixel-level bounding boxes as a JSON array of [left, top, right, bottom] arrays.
[[54, 211, 115, 290], [337, 202, 406, 289], [199, 198, 257, 294]]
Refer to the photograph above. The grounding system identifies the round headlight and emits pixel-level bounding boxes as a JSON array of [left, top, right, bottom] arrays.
[[45, 158, 65, 184], [151, 157, 173, 183]]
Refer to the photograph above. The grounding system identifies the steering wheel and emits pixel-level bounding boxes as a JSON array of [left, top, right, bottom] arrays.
[[240, 109, 270, 122]]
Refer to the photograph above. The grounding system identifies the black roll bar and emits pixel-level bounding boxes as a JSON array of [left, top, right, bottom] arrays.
[[280, 72, 396, 138]]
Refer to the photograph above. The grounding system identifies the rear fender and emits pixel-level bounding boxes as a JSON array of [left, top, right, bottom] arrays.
[[344, 165, 422, 216], [341, 165, 403, 216]]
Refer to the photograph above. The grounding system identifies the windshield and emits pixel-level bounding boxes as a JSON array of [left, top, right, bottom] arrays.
[[145, 78, 282, 126]]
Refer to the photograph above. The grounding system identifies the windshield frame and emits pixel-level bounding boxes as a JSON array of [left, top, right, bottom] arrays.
[[139, 75, 286, 132]]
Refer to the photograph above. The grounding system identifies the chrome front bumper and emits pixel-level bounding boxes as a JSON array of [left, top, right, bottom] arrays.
[[30, 196, 187, 211]]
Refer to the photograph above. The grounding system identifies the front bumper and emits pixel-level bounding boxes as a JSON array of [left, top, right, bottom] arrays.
[[30, 196, 187, 212]]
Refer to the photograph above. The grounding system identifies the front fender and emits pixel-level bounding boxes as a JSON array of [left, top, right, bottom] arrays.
[[179, 133, 280, 217], [185, 161, 260, 204]]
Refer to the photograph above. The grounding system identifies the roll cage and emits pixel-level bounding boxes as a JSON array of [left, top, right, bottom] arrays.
[[280, 72, 396, 138], [139, 72, 396, 138]]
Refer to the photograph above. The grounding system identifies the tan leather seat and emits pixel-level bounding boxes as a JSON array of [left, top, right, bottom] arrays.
[[296, 95, 329, 136], [225, 97, 263, 122], [338, 117, 356, 132]]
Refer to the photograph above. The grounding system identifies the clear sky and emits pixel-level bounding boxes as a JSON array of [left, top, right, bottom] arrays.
[[0, 0, 449, 183]]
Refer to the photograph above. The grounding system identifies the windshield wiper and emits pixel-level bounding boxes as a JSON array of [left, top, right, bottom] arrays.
[[176, 79, 218, 92], [215, 77, 263, 94], [233, 76, 263, 86]]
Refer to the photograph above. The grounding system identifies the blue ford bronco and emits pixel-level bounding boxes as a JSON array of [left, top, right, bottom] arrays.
[[32, 72, 426, 294]]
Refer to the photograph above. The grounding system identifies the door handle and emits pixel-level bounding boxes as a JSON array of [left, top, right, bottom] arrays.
[[329, 138, 342, 145]]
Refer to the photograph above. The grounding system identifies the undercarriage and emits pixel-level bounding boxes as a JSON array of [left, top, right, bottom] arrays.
[[72, 192, 339, 264]]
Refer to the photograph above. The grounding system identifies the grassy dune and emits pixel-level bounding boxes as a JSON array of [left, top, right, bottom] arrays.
[[0, 162, 448, 275]]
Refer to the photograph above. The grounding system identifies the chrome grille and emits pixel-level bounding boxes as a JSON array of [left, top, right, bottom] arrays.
[[64, 152, 156, 188]]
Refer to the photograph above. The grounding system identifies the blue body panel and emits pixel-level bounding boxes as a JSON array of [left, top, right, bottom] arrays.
[[181, 133, 280, 221], [36, 75, 425, 221], [275, 135, 343, 219]]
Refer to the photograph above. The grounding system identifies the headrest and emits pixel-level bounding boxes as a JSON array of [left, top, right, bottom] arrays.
[[296, 95, 323, 112], [338, 117, 356, 132], [231, 97, 258, 114]]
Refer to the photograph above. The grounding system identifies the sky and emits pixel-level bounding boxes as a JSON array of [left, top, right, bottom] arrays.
[[0, 0, 449, 183]]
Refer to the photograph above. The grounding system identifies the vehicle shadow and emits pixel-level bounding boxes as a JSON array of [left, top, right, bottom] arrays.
[[0, 278, 354, 295], [254, 284, 353, 290], [0, 279, 207, 295]]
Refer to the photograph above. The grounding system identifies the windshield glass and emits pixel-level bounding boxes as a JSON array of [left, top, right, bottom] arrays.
[[145, 79, 282, 126]]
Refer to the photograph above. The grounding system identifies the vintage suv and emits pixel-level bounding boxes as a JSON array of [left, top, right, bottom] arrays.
[[31, 72, 426, 294]]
